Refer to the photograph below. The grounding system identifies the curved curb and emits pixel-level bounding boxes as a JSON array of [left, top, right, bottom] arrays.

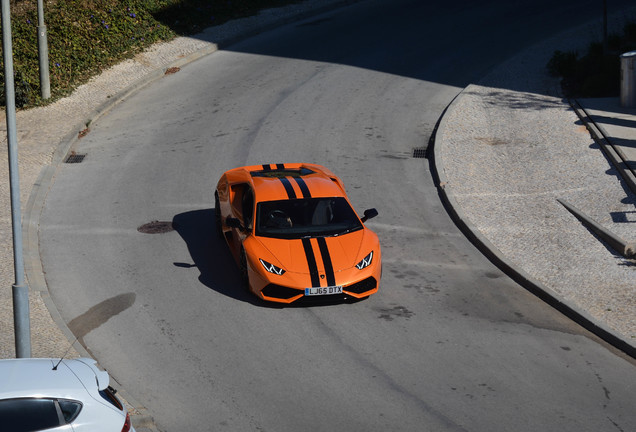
[[431, 84, 636, 359], [21, 2, 361, 431]]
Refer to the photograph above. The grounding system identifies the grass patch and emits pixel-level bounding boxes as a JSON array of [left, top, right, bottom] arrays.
[[547, 21, 636, 98], [1, 0, 301, 108]]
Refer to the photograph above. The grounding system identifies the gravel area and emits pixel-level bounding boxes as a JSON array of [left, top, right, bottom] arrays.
[[438, 10, 636, 344]]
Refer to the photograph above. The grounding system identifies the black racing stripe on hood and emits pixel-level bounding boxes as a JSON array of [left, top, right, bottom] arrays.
[[279, 177, 297, 199], [260, 164, 285, 171], [317, 237, 336, 287], [293, 177, 311, 198], [302, 238, 321, 287]]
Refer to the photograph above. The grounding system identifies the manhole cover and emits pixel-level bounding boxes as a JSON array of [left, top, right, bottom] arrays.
[[137, 221, 174, 234]]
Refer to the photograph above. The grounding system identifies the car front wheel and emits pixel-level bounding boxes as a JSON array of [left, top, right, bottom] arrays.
[[214, 193, 222, 238], [239, 248, 250, 293]]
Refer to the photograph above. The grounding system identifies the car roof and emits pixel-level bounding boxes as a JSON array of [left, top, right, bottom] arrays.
[[0, 358, 109, 399], [224, 163, 348, 202]]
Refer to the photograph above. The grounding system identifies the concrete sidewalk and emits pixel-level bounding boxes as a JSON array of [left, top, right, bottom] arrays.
[[575, 97, 636, 195], [434, 13, 636, 358]]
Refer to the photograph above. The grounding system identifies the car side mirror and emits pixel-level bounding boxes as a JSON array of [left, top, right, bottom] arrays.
[[361, 208, 378, 223]]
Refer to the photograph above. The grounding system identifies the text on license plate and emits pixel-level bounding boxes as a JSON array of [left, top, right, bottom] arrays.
[[305, 286, 343, 296]]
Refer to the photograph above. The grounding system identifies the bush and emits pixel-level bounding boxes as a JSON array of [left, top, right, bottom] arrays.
[[0, 0, 299, 108], [0, 68, 32, 108], [548, 21, 636, 98]]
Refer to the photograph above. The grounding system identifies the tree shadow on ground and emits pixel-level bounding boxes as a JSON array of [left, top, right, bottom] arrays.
[[475, 88, 565, 110]]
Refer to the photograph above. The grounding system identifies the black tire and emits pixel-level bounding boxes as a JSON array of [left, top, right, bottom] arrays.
[[239, 248, 250, 292], [214, 193, 222, 238]]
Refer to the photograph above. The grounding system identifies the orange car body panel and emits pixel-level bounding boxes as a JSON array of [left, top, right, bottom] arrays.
[[216, 163, 381, 304]]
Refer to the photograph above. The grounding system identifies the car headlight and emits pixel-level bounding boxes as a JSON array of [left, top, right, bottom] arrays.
[[356, 251, 373, 270], [259, 258, 286, 275]]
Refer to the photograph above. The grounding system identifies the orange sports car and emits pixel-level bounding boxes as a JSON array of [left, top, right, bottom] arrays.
[[215, 163, 381, 304]]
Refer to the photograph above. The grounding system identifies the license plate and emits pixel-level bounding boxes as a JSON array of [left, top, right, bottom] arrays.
[[305, 286, 343, 296]]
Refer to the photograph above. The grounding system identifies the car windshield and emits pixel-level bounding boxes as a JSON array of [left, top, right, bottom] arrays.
[[256, 197, 363, 238]]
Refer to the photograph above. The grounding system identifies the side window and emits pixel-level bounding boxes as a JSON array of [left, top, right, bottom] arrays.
[[242, 188, 254, 229], [230, 183, 254, 229], [58, 400, 82, 423], [230, 184, 246, 218], [0, 398, 61, 432]]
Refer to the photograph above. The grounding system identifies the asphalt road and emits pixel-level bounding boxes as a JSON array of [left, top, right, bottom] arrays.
[[39, 1, 636, 431]]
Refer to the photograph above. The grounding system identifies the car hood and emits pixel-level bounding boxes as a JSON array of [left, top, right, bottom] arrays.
[[256, 230, 367, 273]]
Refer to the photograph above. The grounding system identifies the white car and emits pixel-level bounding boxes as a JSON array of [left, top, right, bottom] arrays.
[[0, 357, 135, 432]]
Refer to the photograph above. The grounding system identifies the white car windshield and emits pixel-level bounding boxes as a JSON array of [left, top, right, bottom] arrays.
[[256, 197, 362, 239]]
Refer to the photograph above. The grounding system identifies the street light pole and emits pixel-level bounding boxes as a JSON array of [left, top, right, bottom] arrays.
[[2, 0, 32, 358], [37, 0, 50, 99], [602, 0, 608, 53]]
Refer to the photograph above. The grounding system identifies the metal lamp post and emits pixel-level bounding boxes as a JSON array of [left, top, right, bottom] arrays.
[[2, 0, 32, 358], [37, 0, 50, 99]]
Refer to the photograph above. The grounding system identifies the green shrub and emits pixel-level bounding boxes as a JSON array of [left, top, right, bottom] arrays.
[[547, 50, 579, 78], [548, 21, 636, 98], [0, 0, 299, 108], [0, 68, 32, 108]]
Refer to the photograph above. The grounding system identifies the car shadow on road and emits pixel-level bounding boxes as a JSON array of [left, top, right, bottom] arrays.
[[172, 208, 264, 305]]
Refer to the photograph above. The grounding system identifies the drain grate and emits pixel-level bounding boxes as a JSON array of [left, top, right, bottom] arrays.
[[137, 221, 174, 234], [64, 153, 86, 164], [412, 147, 427, 158]]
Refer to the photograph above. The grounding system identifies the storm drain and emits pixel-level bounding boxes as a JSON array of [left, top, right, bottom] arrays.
[[137, 221, 175, 234], [412, 147, 427, 158], [64, 153, 86, 164]]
